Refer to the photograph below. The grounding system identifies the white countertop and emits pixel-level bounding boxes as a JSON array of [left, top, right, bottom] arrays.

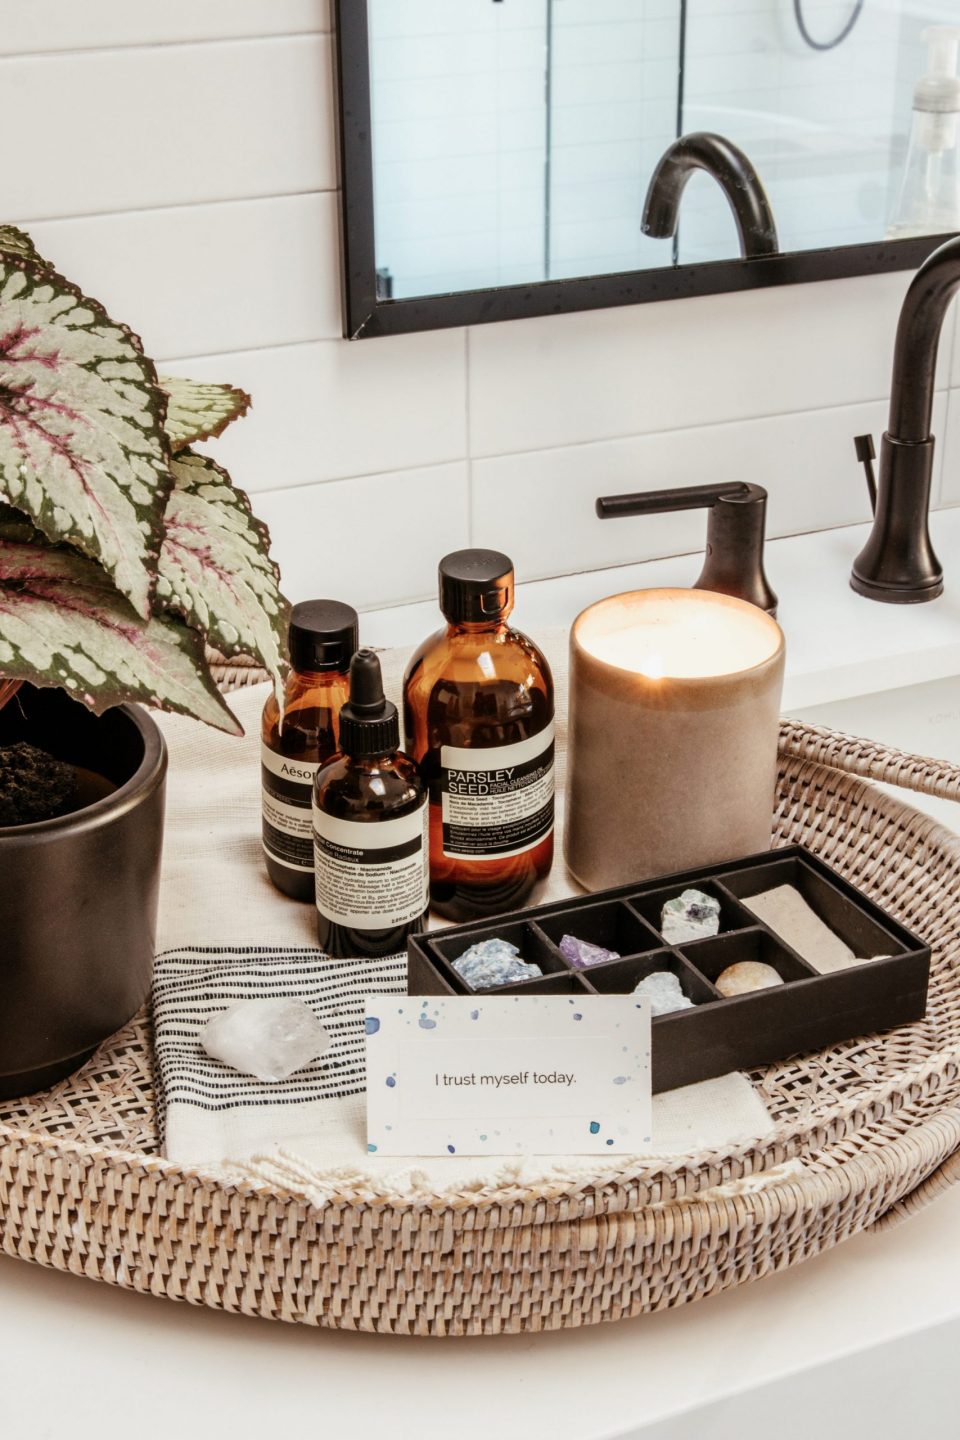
[[3, 509, 960, 1439]]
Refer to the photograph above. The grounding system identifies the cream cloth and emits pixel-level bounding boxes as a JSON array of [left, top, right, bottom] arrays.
[[153, 629, 776, 1199]]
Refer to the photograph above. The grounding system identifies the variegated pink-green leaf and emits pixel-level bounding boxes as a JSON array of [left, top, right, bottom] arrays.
[[0, 226, 44, 264], [0, 500, 43, 544], [157, 451, 287, 688], [158, 375, 251, 450], [0, 246, 170, 618], [0, 539, 241, 733]]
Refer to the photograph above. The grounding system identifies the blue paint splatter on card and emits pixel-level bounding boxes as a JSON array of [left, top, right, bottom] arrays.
[[367, 1142, 377, 1152], [589, 1121, 600, 1135], [480, 1135, 487, 1142], [606, 1139, 614, 1146], [386, 1075, 396, 1088], [470, 1009, 479, 1020], [613, 1076, 628, 1085], [447, 1144, 456, 1153], [572, 1013, 583, 1021], [419, 1014, 437, 1029], [365, 1016, 380, 1034]]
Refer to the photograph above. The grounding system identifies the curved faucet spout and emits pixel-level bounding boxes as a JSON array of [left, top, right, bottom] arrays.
[[851, 234, 960, 603], [889, 234, 960, 443], [642, 132, 779, 259]]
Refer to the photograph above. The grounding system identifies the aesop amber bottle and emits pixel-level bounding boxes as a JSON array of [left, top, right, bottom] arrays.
[[261, 599, 358, 900], [313, 650, 428, 958], [403, 549, 554, 921]]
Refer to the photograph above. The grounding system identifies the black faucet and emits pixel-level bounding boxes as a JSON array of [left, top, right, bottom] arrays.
[[850, 234, 960, 603], [642, 132, 779, 259], [596, 481, 778, 616]]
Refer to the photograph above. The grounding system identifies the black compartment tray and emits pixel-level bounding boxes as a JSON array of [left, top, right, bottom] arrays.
[[407, 845, 931, 1093]]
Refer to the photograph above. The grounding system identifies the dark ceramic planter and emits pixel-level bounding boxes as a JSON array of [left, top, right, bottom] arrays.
[[0, 685, 167, 1099]]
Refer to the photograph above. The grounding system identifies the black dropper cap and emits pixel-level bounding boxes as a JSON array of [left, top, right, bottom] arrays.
[[288, 599, 358, 673], [338, 650, 399, 758], [438, 549, 514, 624]]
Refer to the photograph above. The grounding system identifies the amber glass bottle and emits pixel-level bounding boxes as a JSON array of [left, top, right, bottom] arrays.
[[403, 550, 554, 921], [261, 599, 358, 900], [313, 650, 428, 959]]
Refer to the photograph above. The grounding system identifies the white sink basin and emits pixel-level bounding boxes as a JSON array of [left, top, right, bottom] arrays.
[[790, 674, 960, 832]]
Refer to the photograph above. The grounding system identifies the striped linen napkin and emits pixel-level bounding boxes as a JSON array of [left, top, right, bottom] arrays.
[[153, 944, 405, 1166]]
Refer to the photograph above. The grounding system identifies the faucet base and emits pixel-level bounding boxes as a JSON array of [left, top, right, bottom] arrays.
[[849, 572, 943, 604], [849, 433, 943, 605]]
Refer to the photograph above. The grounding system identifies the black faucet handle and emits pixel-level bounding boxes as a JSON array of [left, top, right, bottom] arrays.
[[595, 481, 778, 617], [854, 434, 878, 514], [596, 481, 745, 518]]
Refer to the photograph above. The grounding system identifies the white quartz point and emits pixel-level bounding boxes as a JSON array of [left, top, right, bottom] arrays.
[[660, 888, 721, 944], [201, 999, 331, 1082], [633, 970, 695, 1017]]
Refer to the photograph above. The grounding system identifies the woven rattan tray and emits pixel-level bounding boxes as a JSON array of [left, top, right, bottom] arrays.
[[2, 657, 959, 1335]]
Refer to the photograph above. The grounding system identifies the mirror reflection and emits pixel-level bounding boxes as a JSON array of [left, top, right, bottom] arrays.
[[367, 1, 960, 299]]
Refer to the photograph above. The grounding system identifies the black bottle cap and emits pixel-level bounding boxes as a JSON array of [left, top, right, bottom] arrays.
[[438, 549, 514, 624], [338, 649, 400, 758], [288, 599, 359, 673]]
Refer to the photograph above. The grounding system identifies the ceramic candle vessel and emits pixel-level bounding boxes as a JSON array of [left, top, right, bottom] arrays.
[[564, 588, 785, 890]]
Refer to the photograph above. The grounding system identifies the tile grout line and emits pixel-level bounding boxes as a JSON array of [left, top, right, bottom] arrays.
[[248, 455, 470, 500], [0, 29, 330, 64], [455, 388, 960, 467], [16, 187, 336, 232], [16, 188, 338, 230], [464, 329, 474, 546]]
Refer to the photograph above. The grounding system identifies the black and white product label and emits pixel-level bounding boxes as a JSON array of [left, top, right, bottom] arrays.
[[261, 743, 320, 872], [440, 722, 555, 860], [313, 802, 429, 930]]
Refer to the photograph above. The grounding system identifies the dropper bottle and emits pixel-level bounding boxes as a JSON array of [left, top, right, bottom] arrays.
[[888, 26, 960, 239], [313, 650, 428, 959]]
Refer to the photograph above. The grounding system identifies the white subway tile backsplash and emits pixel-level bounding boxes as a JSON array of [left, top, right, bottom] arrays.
[[26, 193, 341, 360], [940, 391, 960, 508], [472, 394, 949, 583], [0, 0, 330, 54], [467, 270, 948, 459], [253, 463, 470, 609], [163, 331, 468, 495], [0, 3, 949, 615], [4, 35, 335, 221]]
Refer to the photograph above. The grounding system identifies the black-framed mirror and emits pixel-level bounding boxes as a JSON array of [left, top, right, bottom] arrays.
[[335, 1, 960, 339]]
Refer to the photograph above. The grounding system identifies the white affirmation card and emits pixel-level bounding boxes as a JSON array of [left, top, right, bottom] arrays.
[[365, 994, 652, 1157]]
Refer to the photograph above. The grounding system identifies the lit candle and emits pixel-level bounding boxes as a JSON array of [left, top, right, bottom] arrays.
[[564, 589, 785, 890]]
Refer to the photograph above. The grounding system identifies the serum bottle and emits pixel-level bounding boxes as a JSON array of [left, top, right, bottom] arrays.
[[313, 649, 428, 958], [403, 549, 555, 921], [261, 599, 359, 900]]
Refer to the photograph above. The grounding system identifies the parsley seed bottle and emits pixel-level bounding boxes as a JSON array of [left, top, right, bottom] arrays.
[[261, 599, 358, 900], [313, 649, 428, 958], [403, 549, 555, 921]]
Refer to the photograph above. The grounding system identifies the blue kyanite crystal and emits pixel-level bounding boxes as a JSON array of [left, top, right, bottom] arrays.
[[452, 937, 542, 990]]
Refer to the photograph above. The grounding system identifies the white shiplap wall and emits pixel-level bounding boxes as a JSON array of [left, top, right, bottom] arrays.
[[4, 0, 958, 615]]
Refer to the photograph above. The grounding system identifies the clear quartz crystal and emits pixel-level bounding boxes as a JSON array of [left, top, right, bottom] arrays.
[[633, 970, 695, 1017], [201, 998, 331, 1082], [453, 938, 542, 990], [660, 888, 721, 945], [559, 933, 620, 968]]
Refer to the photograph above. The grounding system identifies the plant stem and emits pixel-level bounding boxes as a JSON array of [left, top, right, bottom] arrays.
[[0, 678, 23, 712]]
